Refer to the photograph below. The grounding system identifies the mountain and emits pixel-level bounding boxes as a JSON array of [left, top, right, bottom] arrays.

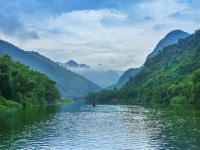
[[111, 68, 140, 88], [147, 30, 189, 59], [58, 61, 123, 88], [86, 30, 200, 105], [110, 30, 189, 89], [64, 60, 89, 68], [0, 40, 100, 99]]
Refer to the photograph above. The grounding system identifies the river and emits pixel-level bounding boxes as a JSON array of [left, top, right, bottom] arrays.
[[0, 104, 200, 149]]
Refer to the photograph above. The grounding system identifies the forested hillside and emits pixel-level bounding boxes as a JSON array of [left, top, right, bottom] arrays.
[[147, 30, 189, 59], [86, 30, 200, 105], [0, 55, 60, 108], [110, 68, 140, 89]]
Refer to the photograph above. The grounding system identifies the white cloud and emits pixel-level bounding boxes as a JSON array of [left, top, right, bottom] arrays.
[[2, 0, 200, 70]]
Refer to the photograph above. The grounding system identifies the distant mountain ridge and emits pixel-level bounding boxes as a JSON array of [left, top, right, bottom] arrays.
[[0, 40, 100, 99], [147, 30, 189, 59], [64, 60, 90, 68]]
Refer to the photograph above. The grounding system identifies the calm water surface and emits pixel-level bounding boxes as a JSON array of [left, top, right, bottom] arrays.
[[0, 104, 200, 150]]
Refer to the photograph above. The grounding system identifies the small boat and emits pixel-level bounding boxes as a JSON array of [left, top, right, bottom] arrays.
[[92, 101, 96, 107]]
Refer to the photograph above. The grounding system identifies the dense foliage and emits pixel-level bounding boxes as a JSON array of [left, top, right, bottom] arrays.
[[86, 30, 200, 105], [0, 55, 60, 108]]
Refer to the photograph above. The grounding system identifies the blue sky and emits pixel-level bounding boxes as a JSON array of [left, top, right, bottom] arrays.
[[0, 0, 199, 70]]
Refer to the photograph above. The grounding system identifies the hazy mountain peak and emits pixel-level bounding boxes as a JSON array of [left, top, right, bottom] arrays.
[[65, 60, 78, 65], [164, 30, 189, 40], [65, 60, 90, 68], [147, 30, 189, 59]]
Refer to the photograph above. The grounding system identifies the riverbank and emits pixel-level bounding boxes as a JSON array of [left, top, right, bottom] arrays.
[[55, 99, 72, 105], [0, 97, 23, 110], [0, 98, 72, 110]]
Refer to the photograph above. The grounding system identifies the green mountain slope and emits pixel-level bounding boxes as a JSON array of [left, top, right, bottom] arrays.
[[110, 68, 140, 89], [86, 30, 200, 105], [0, 55, 60, 108], [147, 30, 189, 59]]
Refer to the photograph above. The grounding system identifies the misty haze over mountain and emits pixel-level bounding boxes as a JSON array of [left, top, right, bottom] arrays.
[[58, 60, 123, 88]]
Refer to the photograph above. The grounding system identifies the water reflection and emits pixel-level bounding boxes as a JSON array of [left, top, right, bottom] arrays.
[[0, 104, 200, 149]]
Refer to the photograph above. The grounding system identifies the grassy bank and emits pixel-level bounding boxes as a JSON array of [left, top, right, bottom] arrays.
[[0, 97, 23, 110], [55, 99, 72, 105], [0, 97, 72, 110]]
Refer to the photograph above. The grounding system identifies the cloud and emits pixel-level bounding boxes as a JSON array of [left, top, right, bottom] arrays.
[[1, 0, 200, 70], [168, 8, 200, 23], [0, 14, 39, 40], [23, 9, 158, 70], [153, 24, 167, 31], [100, 11, 128, 27], [169, 12, 183, 18], [0, 0, 149, 16], [143, 16, 154, 21]]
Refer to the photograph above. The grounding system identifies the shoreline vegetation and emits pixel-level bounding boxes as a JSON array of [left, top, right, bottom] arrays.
[[0, 55, 70, 110], [0, 98, 72, 110], [55, 99, 72, 105]]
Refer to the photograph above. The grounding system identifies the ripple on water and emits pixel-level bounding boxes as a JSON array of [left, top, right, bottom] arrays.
[[0, 105, 200, 150]]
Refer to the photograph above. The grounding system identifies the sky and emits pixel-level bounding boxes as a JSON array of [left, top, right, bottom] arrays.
[[0, 0, 199, 70]]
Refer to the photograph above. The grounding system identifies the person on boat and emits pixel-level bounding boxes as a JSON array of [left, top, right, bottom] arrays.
[[92, 101, 96, 107]]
